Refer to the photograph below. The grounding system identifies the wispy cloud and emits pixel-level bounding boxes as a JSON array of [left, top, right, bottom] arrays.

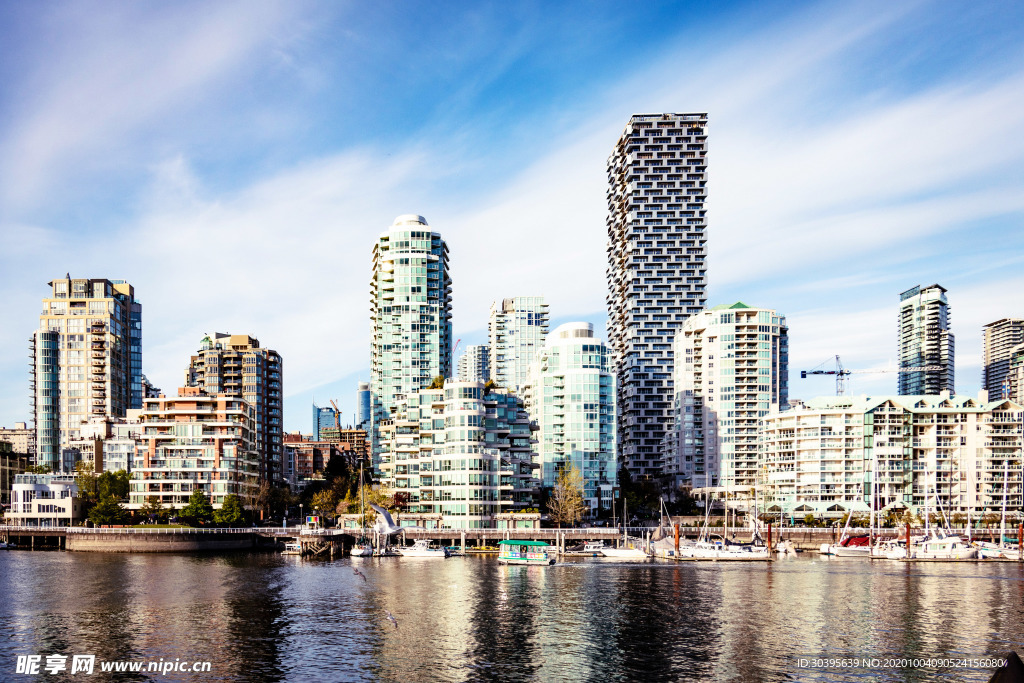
[[0, 1, 299, 211]]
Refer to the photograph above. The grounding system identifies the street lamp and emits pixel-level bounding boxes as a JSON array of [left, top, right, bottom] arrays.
[[299, 503, 303, 529]]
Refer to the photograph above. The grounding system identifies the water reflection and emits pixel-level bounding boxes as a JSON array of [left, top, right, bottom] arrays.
[[1, 552, 1022, 682]]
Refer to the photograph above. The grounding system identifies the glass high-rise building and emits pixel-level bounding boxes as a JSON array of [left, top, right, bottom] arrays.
[[30, 276, 141, 472], [457, 344, 490, 383], [356, 381, 371, 431], [489, 296, 548, 391], [982, 318, 1024, 400], [670, 303, 788, 496], [606, 113, 708, 478], [898, 284, 954, 395], [523, 322, 616, 514], [370, 215, 452, 469], [313, 403, 338, 440]]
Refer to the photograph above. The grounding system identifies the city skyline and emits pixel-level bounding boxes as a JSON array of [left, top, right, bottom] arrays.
[[2, 2, 1024, 433]]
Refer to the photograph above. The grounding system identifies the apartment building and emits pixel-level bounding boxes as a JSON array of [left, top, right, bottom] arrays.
[[982, 318, 1024, 400], [671, 304, 788, 501], [457, 344, 491, 383], [760, 391, 1022, 519], [30, 276, 141, 471], [128, 388, 259, 510], [0, 422, 35, 457], [370, 215, 452, 469], [606, 113, 708, 478], [184, 333, 283, 485], [378, 380, 538, 529], [489, 297, 548, 391], [63, 413, 143, 473], [522, 322, 616, 513], [898, 284, 954, 395]]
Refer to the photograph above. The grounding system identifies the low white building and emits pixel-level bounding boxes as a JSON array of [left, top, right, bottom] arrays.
[[7, 473, 83, 527], [760, 391, 1023, 520]]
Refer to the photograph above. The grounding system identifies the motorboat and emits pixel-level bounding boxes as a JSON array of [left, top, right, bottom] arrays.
[[281, 541, 302, 555], [600, 545, 649, 559], [976, 542, 1021, 561], [564, 540, 606, 556], [397, 539, 449, 558], [915, 535, 978, 560], [350, 542, 374, 557], [498, 540, 554, 565]]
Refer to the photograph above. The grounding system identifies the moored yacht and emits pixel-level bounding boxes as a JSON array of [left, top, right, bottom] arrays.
[[397, 539, 449, 558]]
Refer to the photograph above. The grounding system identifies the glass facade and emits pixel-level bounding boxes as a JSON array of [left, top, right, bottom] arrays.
[[370, 215, 452, 471], [379, 380, 537, 528], [489, 297, 548, 391], [523, 323, 616, 513]]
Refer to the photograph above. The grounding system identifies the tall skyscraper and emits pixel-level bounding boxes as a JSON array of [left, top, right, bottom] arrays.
[[184, 333, 284, 485], [489, 296, 548, 391], [356, 381, 371, 430], [982, 318, 1024, 400], [370, 215, 452, 467], [30, 276, 141, 471], [457, 344, 490, 383], [670, 304, 788, 496], [523, 322, 616, 513], [606, 113, 708, 478], [898, 284, 954, 395]]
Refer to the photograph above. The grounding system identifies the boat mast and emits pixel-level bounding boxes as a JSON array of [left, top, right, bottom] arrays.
[[1001, 459, 1009, 549], [870, 448, 877, 556]]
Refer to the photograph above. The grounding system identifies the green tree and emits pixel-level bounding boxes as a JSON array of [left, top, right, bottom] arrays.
[[89, 495, 128, 526], [26, 464, 52, 474], [214, 494, 245, 526], [547, 463, 587, 527], [180, 489, 215, 525], [310, 489, 339, 522], [139, 495, 167, 522], [75, 460, 99, 504], [97, 470, 131, 500], [429, 376, 445, 389]]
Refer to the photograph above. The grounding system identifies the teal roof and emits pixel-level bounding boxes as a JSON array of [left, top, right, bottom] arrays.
[[709, 302, 752, 311], [498, 540, 549, 546]]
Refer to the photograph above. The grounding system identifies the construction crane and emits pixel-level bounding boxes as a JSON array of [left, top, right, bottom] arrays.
[[453, 338, 461, 356], [330, 399, 343, 432], [800, 355, 944, 396]]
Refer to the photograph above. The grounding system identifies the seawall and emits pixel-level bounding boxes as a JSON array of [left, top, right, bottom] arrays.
[[67, 532, 258, 553]]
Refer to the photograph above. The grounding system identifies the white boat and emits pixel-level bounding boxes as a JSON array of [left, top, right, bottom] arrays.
[[397, 539, 449, 558], [281, 541, 302, 555], [600, 545, 649, 559], [678, 537, 771, 561], [350, 542, 374, 557], [915, 535, 978, 560], [564, 540, 606, 556], [977, 542, 1021, 561]]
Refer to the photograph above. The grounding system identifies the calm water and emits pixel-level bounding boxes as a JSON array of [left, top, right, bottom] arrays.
[[1, 550, 1022, 682]]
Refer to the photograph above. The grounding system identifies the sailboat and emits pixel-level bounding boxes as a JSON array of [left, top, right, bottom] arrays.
[[351, 461, 373, 557], [819, 509, 871, 557], [601, 497, 648, 559], [676, 491, 770, 561]]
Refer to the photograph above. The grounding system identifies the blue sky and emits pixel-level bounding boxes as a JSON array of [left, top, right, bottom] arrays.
[[1, 1, 1023, 433]]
